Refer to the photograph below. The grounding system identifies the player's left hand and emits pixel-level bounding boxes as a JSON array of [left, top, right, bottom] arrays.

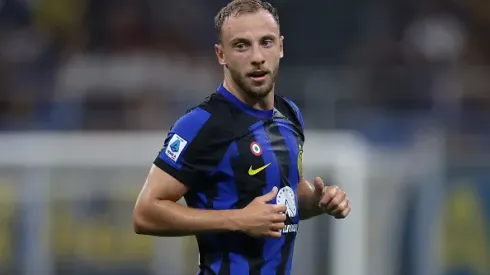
[[313, 177, 351, 219]]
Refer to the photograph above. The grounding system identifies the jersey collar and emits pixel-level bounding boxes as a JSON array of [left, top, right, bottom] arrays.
[[217, 84, 274, 119]]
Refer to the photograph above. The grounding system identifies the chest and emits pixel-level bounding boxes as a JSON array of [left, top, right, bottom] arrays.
[[229, 119, 304, 188]]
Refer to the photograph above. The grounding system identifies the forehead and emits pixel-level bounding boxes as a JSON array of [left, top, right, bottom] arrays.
[[221, 10, 279, 41]]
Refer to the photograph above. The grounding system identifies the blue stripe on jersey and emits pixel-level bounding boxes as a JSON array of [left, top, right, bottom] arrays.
[[276, 120, 300, 194], [195, 193, 208, 209], [188, 142, 239, 274], [158, 107, 211, 170], [190, 140, 239, 211], [249, 121, 285, 275], [277, 120, 301, 275], [229, 252, 249, 275], [210, 258, 223, 275], [213, 141, 239, 211], [282, 98, 304, 129], [201, 142, 241, 275]]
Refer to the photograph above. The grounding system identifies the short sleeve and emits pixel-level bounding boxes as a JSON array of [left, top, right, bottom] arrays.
[[153, 107, 225, 189]]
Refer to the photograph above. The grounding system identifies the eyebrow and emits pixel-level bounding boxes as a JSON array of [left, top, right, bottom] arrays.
[[230, 34, 277, 45], [230, 37, 250, 45], [261, 34, 277, 41]]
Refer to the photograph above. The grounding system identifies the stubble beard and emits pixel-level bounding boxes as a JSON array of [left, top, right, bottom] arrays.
[[229, 63, 280, 100]]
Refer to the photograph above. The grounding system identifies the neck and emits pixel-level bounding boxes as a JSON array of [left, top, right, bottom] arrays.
[[223, 75, 274, 111]]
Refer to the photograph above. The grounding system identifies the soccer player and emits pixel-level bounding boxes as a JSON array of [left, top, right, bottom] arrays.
[[133, 0, 351, 274]]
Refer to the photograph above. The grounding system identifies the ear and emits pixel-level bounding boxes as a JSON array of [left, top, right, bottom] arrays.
[[215, 43, 226, 65], [279, 35, 284, 59]]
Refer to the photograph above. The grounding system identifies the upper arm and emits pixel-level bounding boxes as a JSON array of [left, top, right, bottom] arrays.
[[297, 178, 314, 198], [137, 164, 189, 205]]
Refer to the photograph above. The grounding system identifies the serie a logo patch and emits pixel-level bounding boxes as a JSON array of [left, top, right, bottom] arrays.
[[165, 134, 188, 162]]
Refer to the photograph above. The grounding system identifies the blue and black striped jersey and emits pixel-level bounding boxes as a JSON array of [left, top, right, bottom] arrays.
[[154, 84, 305, 275]]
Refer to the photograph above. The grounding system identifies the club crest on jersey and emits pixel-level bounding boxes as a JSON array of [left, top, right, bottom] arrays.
[[165, 134, 188, 162], [297, 144, 303, 178], [250, 141, 262, 156], [276, 186, 297, 218], [276, 186, 299, 234]]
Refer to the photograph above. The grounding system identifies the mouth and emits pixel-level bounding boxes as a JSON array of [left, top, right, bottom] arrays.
[[248, 70, 268, 82]]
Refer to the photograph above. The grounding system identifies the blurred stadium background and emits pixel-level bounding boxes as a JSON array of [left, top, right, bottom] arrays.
[[0, 0, 489, 274]]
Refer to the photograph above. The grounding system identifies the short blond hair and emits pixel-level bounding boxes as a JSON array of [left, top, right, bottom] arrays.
[[214, 0, 280, 43]]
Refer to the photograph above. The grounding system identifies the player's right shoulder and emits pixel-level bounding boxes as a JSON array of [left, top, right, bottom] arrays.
[[164, 93, 234, 158], [154, 94, 235, 188], [171, 93, 231, 135]]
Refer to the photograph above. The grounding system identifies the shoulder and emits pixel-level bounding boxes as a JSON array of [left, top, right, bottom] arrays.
[[155, 94, 238, 189], [274, 95, 304, 129], [169, 93, 234, 146]]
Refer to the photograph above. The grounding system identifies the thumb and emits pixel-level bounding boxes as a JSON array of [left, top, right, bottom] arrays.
[[313, 177, 325, 195], [258, 186, 278, 202]]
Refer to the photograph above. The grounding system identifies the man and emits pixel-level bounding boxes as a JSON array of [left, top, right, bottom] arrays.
[[133, 1, 351, 274]]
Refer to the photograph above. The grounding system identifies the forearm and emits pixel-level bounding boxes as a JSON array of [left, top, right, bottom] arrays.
[[299, 195, 323, 220], [298, 179, 323, 220], [133, 200, 240, 236]]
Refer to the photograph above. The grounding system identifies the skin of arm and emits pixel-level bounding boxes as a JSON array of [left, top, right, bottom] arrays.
[[133, 165, 242, 236], [297, 178, 323, 220]]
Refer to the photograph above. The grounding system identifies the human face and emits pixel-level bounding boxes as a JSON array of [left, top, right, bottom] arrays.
[[215, 10, 284, 99]]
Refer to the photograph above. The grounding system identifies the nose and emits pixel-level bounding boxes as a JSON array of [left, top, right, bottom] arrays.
[[251, 46, 265, 66]]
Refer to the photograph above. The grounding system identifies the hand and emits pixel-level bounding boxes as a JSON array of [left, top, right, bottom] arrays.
[[313, 177, 351, 219], [236, 186, 287, 238]]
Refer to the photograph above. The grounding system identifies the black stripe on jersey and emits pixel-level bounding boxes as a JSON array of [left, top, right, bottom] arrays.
[[231, 137, 267, 275], [277, 229, 295, 275], [172, 110, 234, 275], [263, 121, 290, 188], [205, 185, 218, 209], [263, 120, 294, 275], [199, 254, 217, 275], [203, 181, 223, 274], [155, 108, 231, 192], [218, 252, 230, 275]]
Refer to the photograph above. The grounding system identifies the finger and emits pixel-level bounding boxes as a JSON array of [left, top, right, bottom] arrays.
[[267, 230, 282, 238], [270, 222, 285, 231], [342, 206, 352, 217], [272, 204, 287, 213], [271, 213, 287, 222], [330, 199, 349, 215], [313, 177, 324, 195], [258, 186, 278, 202], [325, 191, 347, 212], [318, 186, 340, 207], [335, 205, 351, 219]]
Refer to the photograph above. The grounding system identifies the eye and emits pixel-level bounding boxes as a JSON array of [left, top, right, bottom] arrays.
[[235, 43, 247, 50], [262, 39, 273, 47]]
